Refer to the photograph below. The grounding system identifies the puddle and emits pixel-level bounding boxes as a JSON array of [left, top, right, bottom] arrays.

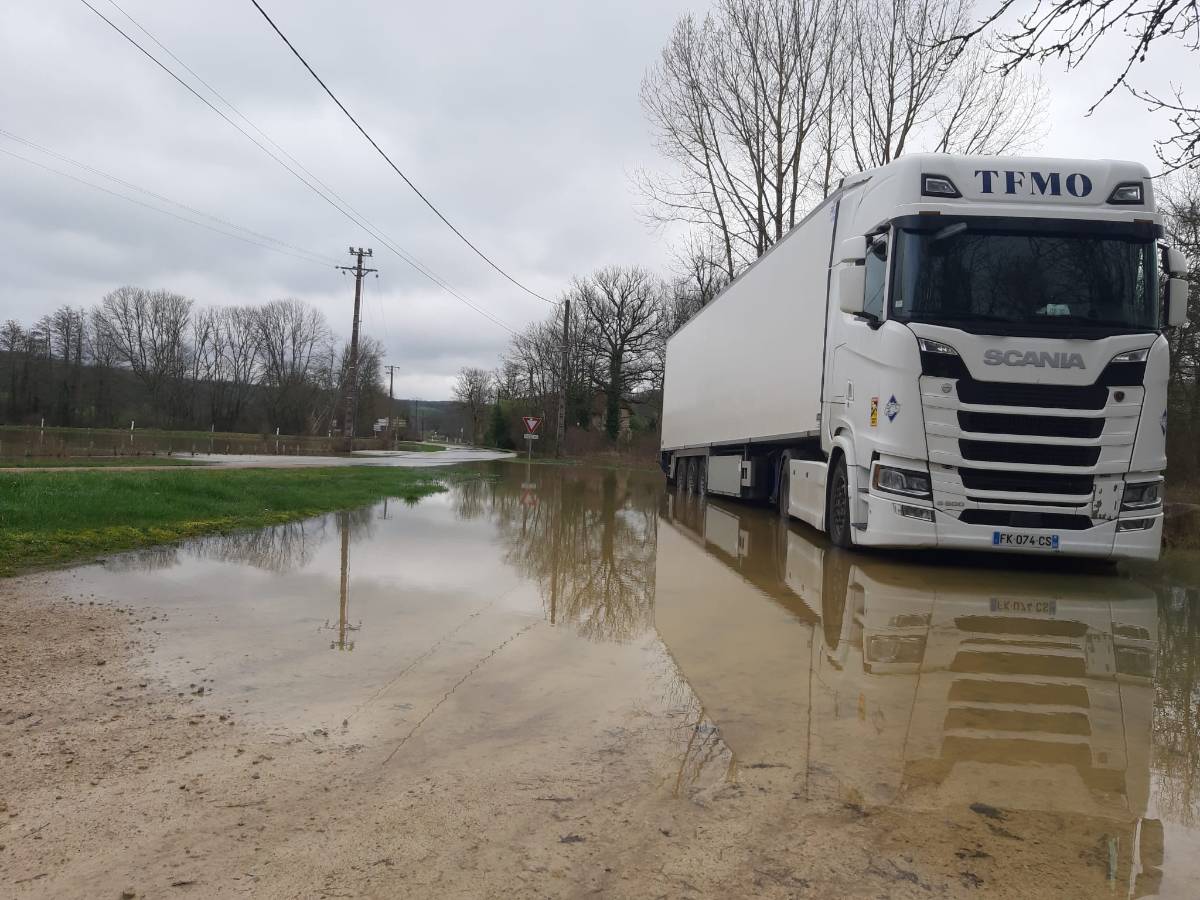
[[40, 461, 1200, 895]]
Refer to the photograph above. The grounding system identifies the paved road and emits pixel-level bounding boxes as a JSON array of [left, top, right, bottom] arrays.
[[190, 447, 514, 468], [0, 447, 514, 472]]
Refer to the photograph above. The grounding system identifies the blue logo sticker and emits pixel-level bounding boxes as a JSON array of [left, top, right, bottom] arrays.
[[885, 395, 900, 422], [992, 531, 1001, 546]]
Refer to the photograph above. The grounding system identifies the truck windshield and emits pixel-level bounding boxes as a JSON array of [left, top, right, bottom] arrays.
[[890, 219, 1159, 334]]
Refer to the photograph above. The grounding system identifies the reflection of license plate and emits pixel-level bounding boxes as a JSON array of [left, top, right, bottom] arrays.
[[990, 597, 1057, 616], [992, 531, 1060, 550]]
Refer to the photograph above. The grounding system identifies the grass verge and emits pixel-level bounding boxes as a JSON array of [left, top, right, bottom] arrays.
[[0, 466, 458, 576], [391, 441, 446, 452], [0, 456, 203, 468]]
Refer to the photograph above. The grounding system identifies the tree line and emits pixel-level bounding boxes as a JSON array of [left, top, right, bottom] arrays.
[[467, 0, 1200, 460], [1, 287, 386, 435]]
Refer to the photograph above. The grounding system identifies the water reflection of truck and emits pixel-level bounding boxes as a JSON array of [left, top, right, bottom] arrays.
[[656, 493, 1163, 895]]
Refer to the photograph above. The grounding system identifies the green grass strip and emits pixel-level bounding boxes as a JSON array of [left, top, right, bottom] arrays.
[[0, 456, 203, 468], [0, 466, 459, 576]]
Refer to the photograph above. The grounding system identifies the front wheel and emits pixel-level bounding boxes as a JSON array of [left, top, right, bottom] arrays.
[[827, 457, 852, 549]]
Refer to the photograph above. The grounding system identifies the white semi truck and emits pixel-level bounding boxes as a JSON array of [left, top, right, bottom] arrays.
[[660, 154, 1191, 560]]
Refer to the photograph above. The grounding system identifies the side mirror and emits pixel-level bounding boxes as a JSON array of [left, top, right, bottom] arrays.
[[837, 235, 867, 265], [1167, 278, 1188, 328], [838, 263, 866, 314], [1166, 246, 1188, 276]]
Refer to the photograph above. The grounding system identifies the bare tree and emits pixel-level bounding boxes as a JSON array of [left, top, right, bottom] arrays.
[[1161, 171, 1200, 389], [641, 0, 1043, 280], [208, 306, 261, 430], [953, 0, 1200, 170], [640, 0, 843, 275], [847, 0, 1042, 167], [1, 320, 24, 417], [574, 266, 666, 440], [254, 298, 331, 434], [96, 286, 193, 423], [452, 366, 493, 444]]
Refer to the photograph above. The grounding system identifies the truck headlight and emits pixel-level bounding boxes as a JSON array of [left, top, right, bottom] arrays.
[[866, 635, 926, 664], [1121, 480, 1162, 510], [873, 465, 932, 499]]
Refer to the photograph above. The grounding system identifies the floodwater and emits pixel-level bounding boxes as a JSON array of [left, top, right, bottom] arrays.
[[22, 462, 1200, 896]]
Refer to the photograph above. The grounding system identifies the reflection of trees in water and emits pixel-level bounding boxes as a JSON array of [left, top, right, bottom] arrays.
[[103, 545, 182, 572], [104, 504, 380, 574], [1154, 580, 1200, 826], [189, 505, 376, 573], [450, 468, 658, 642], [648, 645, 732, 796]]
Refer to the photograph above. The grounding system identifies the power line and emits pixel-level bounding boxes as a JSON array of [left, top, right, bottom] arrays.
[[0, 129, 338, 266], [78, 0, 519, 334], [102, 0, 363, 237], [246, 0, 555, 306], [0, 145, 334, 267]]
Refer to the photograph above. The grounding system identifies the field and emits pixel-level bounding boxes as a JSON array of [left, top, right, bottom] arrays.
[[0, 466, 456, 575]]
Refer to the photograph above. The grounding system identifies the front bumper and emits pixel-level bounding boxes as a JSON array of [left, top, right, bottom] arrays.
[[858, 491, 1162, 560]]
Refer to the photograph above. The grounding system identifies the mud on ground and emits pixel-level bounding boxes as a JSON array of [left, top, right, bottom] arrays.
[[0, 575, 1147, 899]]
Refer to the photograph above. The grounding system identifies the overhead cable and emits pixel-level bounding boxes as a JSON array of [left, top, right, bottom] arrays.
[[247, 0, 555, 306]]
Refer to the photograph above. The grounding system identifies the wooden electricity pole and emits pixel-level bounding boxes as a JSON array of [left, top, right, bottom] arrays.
[[555, 296, 570, 457], [383, 364, 397, 448], [336, 247, 377, 449]]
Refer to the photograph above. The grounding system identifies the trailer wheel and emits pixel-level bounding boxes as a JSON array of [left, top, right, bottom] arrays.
[[827, 456, 852, 549], [777, 456, 790, 517]]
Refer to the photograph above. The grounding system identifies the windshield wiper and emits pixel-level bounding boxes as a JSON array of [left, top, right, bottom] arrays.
[[1029, 314, 1149, 330]]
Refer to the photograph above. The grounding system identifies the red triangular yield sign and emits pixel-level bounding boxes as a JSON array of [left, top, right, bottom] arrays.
[[522, 416, 542, 433]]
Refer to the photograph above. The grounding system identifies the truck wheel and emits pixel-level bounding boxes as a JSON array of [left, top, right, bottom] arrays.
[[777, 457, 790, 518], [827, 457, 852, 548]]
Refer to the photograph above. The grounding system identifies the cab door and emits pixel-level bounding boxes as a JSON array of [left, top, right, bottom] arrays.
[[827, 232, 889, 443]]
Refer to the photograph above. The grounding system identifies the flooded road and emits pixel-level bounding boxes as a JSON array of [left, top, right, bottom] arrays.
[[2, 462, 1199, 898]]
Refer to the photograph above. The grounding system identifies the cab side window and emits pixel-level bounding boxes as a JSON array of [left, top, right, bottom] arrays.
[[864, 235, 888, 320]]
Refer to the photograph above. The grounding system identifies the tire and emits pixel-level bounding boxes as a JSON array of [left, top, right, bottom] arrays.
[[777, 456, 791, 518], [827, 456, 852, 549]]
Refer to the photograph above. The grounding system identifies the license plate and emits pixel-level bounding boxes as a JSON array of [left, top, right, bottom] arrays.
[[992, 531, 1060, 550], [990, 597, 1057, 616]]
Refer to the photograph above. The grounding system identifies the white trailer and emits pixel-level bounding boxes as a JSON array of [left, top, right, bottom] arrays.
[[660, 154, 1191, 560]]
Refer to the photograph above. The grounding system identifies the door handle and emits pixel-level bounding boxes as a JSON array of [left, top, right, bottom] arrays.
[[846, 380, 854, 402]]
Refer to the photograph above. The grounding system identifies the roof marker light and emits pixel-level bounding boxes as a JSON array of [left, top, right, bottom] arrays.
[[1107, 182, 1144, 205], [921, 174, 961, 198]]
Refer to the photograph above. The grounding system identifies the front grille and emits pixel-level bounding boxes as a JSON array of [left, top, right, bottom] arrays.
[[957, 378, 1108, 410], [948, 680, 1090, 707], [959, 509, 1094, 530], [951, 651, 1087, 677], [954, 616, 1089, 638], [958, 469, 1094, 495], [967, 496, 1089, 507], [958, 411, 1104, 438], [960, 440, 1101, 467]]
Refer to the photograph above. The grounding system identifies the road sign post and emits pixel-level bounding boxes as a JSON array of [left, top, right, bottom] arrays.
[[522, 416, 542, 461]]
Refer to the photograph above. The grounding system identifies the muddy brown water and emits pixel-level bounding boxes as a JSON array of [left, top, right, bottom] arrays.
[[5, 461, 1200, 897]]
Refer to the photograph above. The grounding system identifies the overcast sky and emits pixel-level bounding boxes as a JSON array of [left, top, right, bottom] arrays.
[[1, 1, 1193, 399]]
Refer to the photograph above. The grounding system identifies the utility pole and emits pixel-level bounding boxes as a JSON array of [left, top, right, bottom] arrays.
[[555, 296, 570, 457], [383, 364, 397, 448], [336, 246, 377, 449]]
